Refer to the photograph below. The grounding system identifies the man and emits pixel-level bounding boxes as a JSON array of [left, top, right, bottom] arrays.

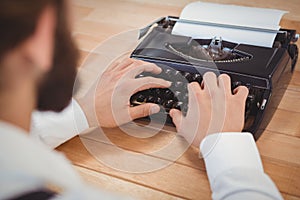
[[0, 0, 282, 199]]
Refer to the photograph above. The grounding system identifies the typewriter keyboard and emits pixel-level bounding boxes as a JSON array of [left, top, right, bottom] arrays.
[[130, 67, 262, 124]]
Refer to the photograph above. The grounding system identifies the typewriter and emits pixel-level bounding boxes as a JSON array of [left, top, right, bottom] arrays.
[[129, 16, 299, 140]]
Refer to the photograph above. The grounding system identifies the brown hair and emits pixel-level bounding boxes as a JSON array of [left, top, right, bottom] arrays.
[[0, 0, 80, 112], [0, 0, 60, 61]]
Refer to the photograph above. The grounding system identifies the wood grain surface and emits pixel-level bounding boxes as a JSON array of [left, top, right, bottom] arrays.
[[57, 0, 300, 199]]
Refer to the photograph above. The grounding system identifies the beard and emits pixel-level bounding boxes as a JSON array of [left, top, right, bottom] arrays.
[[37, 8, 79, 112]]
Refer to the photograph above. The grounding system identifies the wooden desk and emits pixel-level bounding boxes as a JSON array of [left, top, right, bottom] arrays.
[[58, 0, 300, 199]]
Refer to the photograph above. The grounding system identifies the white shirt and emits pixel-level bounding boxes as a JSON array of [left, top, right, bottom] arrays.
[[1, 100, 283, 199], [30, 99, 89, 149], [200, 133, 283, 200], [0, 121, 130, 200]]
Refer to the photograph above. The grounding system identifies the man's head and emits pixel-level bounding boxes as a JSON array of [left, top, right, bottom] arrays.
[[0, 0, 78, 112]]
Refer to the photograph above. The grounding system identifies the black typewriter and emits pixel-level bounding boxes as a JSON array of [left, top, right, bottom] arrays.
[[130, 17, 299, 140]]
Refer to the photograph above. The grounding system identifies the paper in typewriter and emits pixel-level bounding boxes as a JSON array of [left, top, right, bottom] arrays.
[[172, 2, 286, 48]]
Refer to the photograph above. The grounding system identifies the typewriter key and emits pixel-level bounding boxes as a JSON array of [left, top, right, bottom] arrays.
[[136, 74, 145, 78], [247, 94, 255, 102], [164, 89, 174, 99], [174, 70, 182, 79], [154, 88, 163, 96], [174, 101, 184, 110], [173, 81, 184, 88], [174, 91, 181, 98], [164, 68, 173, 78], [165, 99, 174, 109], [193, 74, 202, 83], [183, 72, 193, 82], [156, 97, 162, 104], [136, 94, 146, 103], [147, 95, 156, 103], [232, 81, 242, 89]]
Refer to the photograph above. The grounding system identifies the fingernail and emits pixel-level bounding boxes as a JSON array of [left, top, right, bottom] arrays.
[[150, 105, 160, 114]]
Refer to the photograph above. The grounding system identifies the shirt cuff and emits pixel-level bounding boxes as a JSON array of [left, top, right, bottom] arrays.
[[30, 99, 89, 149], [200, 132, 263, 186], [72, 99, 90, 134]]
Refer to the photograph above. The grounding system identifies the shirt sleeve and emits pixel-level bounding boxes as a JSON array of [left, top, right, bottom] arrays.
[[200, 132, 283, 200], [30, 99, 90, 149]]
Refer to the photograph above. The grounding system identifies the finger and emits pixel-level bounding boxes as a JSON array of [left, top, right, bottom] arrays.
[[127, 63, 162, 78], [106, 60, 121, 72], [110, 58, 135, 72], [188, 82, 202, 93], [233, 85, 249, 101], [186, 82, 203, 117], [169, 109, 183, 130], [202, 72, 218, 91], [218, 74, 232, 94], [133, 77, 171, 93], [129, 103, 161, 120]]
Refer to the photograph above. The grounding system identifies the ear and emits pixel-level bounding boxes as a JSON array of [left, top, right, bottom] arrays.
[[22, 5, 56, 72]]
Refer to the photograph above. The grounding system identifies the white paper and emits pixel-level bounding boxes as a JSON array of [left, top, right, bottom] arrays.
[[172, 2, 287, 48]]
